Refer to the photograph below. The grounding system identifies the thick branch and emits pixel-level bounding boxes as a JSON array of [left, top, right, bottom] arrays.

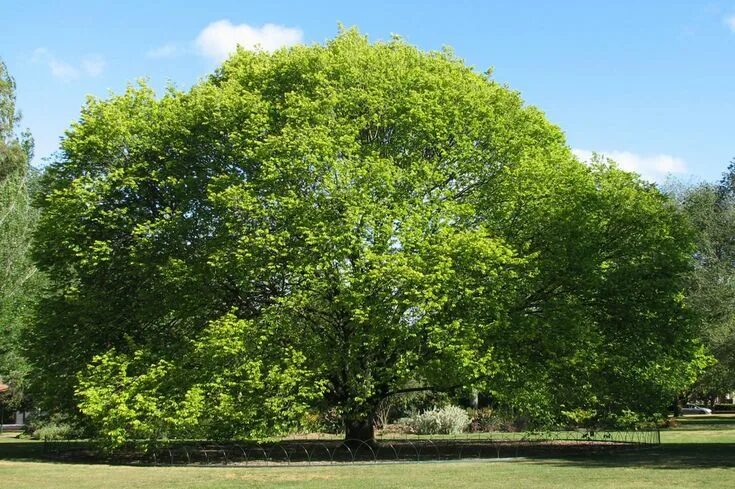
[[382, 383, 463, 400]]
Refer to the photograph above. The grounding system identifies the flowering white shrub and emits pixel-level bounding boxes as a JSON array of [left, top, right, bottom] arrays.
[[407, 405, 471, 435]]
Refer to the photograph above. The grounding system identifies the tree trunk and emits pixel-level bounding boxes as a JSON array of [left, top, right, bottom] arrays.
[[469, 389, 479, 409], [673, 395, 683, 417], [345, 416, 375, 444]]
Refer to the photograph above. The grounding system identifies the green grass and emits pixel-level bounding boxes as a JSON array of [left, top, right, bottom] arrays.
[[1, 415, 734, 488]]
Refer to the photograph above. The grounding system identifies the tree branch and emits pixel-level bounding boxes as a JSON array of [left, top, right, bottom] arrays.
[[382, 383, 463, 399]]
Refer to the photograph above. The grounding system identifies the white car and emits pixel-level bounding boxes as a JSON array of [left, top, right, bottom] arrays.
[[681, 404, 712, 415]]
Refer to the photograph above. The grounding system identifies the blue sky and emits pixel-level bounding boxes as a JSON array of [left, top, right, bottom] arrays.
[[2, 1, 734, 182]]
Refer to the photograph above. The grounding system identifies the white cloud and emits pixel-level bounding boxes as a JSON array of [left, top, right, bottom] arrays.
[[32, 48, 105, 81], [81, 55, 106, 77], [725, 14, 735, 32], [194, 20, 303, 61], [572, 148, 687, 183], [146, 43, 182, 59], [31, 47, 50, 62], [48, 58, 80, 82]]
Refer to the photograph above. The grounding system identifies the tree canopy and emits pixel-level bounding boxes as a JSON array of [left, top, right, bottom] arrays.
[[670, 164, 735, 405], [0, 58, 39, 411], [30, 30, 702, 443]]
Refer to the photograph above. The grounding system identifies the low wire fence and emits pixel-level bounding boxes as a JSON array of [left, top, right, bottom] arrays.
[[42, 429, 660, 466]]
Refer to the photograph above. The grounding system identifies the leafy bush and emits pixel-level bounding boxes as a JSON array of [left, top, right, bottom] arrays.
[[597, 409, 658, 430], [28, 414, 79, 440], [407, 406, 471, 435], [74, 313, 325, 448], [33, 423, 73, 440], [560, 408, 597, 428]]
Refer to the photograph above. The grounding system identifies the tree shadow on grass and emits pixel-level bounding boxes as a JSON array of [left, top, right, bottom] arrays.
[[539, 443, 735, 470], [0, 440, 46, 461], [3, 433, 735, 470]]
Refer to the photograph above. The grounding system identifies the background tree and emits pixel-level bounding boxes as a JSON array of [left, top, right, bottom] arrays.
[[0, 59, 39, 413], [670, 165, 735, 407], [30, 30, 701, 443]]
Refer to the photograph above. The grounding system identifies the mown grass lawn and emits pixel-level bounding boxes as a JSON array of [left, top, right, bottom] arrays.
[[1, 415, 734, 489]]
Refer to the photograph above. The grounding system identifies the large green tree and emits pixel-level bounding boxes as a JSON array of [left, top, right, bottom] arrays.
[[0, 59, 38, 411], [31, 31, 700, 443]]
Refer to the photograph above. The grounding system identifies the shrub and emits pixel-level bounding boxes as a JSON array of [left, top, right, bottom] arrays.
[[28, 415, 79, 440], [372, 387, 453, 430], [561, 408, 597, 428], [407, 406, 471, 435], [33, 423, 73, 440], [595, 409, 660, 430]]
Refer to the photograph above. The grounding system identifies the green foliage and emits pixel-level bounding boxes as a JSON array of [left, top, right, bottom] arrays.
[[467, 408, 527, 432], [374, 387, 452, 429], [0, 58, 39, 411], [0, 60, 33, 181], [76, 313, 324, 447], [667, 177, 735, 404], [484, 155, 701, 426], [406, 405, 471, 435], [30, 29, 700, 443], [300, 407, 344, 434], [28, 414, 79, 441]]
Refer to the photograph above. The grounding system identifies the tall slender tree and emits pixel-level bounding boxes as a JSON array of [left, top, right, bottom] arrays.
[[0, 59, 38, 411]]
